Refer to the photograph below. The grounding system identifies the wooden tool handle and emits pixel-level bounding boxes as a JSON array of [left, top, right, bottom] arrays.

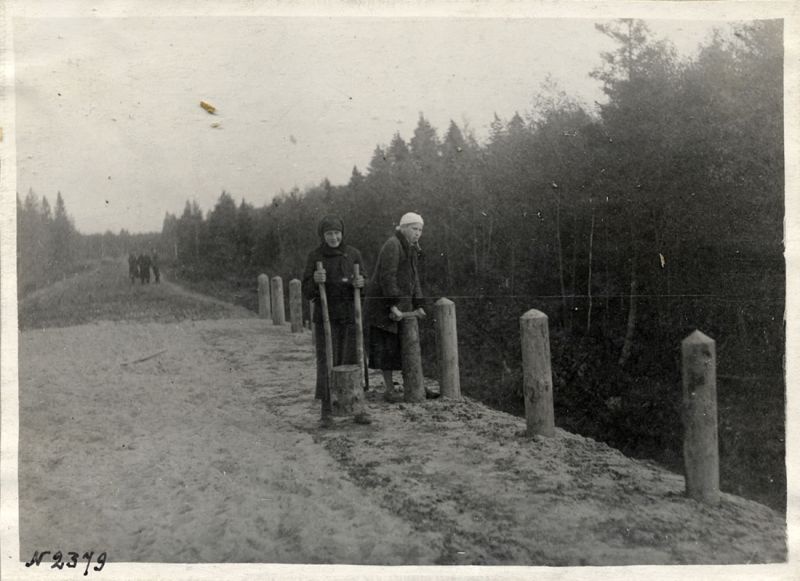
[[316, 261, 334, 413], [402, 310, 424, 319], [353, 264, 365, 387]]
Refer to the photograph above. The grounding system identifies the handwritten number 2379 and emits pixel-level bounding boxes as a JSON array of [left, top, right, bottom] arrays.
[[25, 550, 106, 575]]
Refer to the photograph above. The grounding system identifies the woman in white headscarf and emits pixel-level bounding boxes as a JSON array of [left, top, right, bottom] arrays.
[[365, 212, 427, 402]]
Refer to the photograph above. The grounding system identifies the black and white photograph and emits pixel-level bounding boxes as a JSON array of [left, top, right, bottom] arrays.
[[1, 1, 796, 579]]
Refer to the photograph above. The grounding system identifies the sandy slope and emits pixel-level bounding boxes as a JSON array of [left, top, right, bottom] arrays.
[[18, 312, 786, 566]]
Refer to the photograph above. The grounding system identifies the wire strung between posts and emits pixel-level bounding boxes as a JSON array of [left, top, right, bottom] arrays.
[[391, 293, 780, 301]]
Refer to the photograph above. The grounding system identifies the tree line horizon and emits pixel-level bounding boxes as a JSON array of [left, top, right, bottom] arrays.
[[16, 19, 786, 511]]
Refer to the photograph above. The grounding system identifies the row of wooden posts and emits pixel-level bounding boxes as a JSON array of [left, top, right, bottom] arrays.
[[257, 274, 720, 506], [256, 273, 463, 399]]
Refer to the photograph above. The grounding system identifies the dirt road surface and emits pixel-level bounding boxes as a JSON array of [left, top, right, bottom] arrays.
[[16, 261, 786, 567]]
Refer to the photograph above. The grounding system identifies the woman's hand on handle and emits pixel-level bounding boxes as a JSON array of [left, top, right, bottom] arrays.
[[389, 306, 403, 321], [353, 275, 365, 289], [314, 268, 327, 284]]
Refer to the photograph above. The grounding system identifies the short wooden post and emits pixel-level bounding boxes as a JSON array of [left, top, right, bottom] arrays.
[[289, 279, 302, 333], [270, 276, 285, 325], [435, 298, 461, 399], [257, 274, 271, 319], [401, 315, 425, 403], [331, 364, 366, 417], [520, 309, 555, 437], [682, 330, 719, 505]]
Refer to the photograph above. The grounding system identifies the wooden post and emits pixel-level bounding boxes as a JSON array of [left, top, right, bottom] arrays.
[[682, 330, 719, 505], [435, 298, 461, 399], [271, 276, 285, 325], [401, 314, 425, 403], [331, 364, 366, 417], [289, 279, 302, 333], [257, 274, 271, 319], [520, 309, 555, 437]]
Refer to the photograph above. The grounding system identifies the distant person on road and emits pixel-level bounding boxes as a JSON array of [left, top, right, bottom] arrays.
[[128, 252, 138, 284], [302, 215, 371, 426], [138, 253, 152, 284], [151, 249, 160, 283], [366, 212, 427, 402]]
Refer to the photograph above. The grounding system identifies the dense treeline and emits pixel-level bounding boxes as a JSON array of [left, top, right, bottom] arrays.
[[16, 189, 76, 293], [166, 20, 783, 508], [16, 189, 160, 295]]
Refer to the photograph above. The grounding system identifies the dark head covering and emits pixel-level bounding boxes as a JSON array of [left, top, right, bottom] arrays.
[[318, 215, 344, 240]]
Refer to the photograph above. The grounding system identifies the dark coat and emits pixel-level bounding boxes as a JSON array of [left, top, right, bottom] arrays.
[[365, 231, 423, 335], [302, 243, 365, 324]]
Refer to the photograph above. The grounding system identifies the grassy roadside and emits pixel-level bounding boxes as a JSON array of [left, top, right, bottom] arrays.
[[18, 261, 253, 330], [166, 268, 260, 314]]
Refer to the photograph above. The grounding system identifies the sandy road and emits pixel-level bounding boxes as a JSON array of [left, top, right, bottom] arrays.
[[16, 263, 787, 566], [19, 318, 442, 564]]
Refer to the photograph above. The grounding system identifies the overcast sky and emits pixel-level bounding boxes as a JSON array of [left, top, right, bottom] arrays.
[[13, 15, 731, 234]]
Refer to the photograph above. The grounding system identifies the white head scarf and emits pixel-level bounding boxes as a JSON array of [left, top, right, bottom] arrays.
[[397, 212, 424, 229]]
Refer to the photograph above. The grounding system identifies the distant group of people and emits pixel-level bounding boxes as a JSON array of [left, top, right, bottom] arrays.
[[128, 250, 160, 284], [302, 211, 428, 427]]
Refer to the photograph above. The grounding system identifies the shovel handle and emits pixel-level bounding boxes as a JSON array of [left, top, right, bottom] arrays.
[[354, 264, 365, 386], [316, 261, 334, 415]]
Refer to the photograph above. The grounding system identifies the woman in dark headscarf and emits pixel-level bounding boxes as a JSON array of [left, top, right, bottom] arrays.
[[365, 212, 427, 402], [302, 215, 371, 425]]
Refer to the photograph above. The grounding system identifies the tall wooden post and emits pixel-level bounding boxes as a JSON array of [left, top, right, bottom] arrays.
[[289, 279, 302, 333], [435, 298, 461, 399], [271, 276, 285, 325], [682, 330, 719, 505], [520, 309, 555, 437], [257, 274, 271, 319], [401, 314, 425, 403]]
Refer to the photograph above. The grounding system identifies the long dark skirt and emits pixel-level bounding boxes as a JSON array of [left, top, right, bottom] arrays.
[[314, 321, 357, 399], [367, 326, 402, 371]]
